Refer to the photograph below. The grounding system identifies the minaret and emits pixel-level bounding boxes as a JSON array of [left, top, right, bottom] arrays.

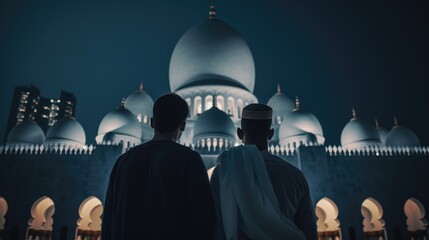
[[352, 107, 357, 120], [276, 83, 282, 95], [209, 0, 216, 19], [393, 115, 399, 127], [375, 118, 380, 129], [120, 97, 126, 109], [294, 96, 300, 111]]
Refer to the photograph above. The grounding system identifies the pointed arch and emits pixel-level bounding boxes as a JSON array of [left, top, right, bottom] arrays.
[[0, 197, 7, 236], [27, 196, 55, 240], [361, 197, 387, 239], [316, 197, 342, 239], [194, 96, 202, 116], [76, 196, 103, 240], [404, 197, 428, 239]]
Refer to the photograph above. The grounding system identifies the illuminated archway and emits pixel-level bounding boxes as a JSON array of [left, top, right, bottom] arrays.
[[361, 197, 387, 240], [316, 197, 342, 240], [27, 196, 55, 240], [404, 197, 428, 239], [0, 197, 7, 239], [76, 196, 103, 240]]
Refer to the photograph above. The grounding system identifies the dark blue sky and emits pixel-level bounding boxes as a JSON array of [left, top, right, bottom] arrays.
[[1, 0, 428, 145]]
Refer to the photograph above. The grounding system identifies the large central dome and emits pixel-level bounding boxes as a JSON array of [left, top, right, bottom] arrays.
[[169, 19, 255, 92]]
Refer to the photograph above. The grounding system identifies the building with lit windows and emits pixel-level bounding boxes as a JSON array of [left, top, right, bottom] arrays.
[[0, 4, 428, 240], [4, 86, 77, 142]]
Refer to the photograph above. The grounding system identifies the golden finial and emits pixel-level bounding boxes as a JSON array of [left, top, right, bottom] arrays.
[[352, 107, 357, 119], [209, 0, 216, 19], [394, 115, 399, 126], [375, 118, 380, 128], [139, 82, 143, 92], [276, 83, 281, 95], [120, 96, 126, 108], [295, 96, 300, 110]]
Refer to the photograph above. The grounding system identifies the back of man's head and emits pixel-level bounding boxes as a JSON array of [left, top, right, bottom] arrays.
[[241, 104, 273, 140], [152, 93, 189, 133]]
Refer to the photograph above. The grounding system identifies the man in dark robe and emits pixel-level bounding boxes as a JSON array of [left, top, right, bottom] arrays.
[[210, 104, 317, 240], [102, 93, 215, 240]]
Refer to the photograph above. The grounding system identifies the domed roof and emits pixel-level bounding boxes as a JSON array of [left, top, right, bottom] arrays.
[[340, 110, 381, 148], [193, 107, 236, 141], [97, 104, 142, 140], [279, 109, 324, 142], [45, 117, 86, 146], [169, 18, 255, 92], [385, 119, 420, 146], [267, 84, 294, 119], [6, 120, 45, 145], [125, 83, 154, 119]]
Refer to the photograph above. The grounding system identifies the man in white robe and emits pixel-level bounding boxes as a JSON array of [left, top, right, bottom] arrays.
[[210, 103, 317, 240]]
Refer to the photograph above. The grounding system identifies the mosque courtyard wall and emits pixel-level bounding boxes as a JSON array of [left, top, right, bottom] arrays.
[[1, 144, 428, 240]]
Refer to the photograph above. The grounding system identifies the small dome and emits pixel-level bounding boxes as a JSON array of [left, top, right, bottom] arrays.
[[97, 106, 142, 142], [193, 107, 236, 141], [45, 117, 86, 147], [279, 109, 324, 146], [267, 87, 294, 122], [341, 118, 381, 148], [125, 84, 154, 122], [102, 132, 117, 145], [385, 125, 420, 146], [6, 120, 45, 145], [169, 19, 255, 92]]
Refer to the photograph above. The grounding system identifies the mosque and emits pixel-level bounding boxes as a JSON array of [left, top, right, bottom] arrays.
[[0, 3, 428, 240]]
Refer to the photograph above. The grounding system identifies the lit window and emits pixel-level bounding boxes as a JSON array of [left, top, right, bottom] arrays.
[[205, 96, 213, 110], [143, 115, 148, 124], [216, 96, 224, 111], [137, 114, 142, 122], [276, 116, 282, 125]]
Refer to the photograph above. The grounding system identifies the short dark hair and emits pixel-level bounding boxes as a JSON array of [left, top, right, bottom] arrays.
[[153, 93, 189, 133], [241, 118, 272, 137]]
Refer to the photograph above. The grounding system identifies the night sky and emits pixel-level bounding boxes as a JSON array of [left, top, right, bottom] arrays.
[[1, 0, 428, 146]]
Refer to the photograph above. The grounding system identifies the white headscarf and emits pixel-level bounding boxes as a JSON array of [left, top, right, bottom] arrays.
[[219, 145, 306, 240]]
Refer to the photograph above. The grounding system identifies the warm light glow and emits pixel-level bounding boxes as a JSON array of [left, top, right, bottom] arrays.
[[207, 167, 215, 181]]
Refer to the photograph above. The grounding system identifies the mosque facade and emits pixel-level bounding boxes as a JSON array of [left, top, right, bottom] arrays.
[[1, 5, 428, 240]]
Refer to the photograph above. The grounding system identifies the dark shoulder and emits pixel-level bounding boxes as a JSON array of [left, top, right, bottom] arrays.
[[262, 151, 306, 178], [129, 140, 201, 159]]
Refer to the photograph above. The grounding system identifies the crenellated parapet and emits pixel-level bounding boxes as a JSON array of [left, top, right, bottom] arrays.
[[0, 144, 96, 155], [325, 145, 429, 157]]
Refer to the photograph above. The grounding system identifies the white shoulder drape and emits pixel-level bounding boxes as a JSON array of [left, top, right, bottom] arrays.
[[219, 145, 306, 240]]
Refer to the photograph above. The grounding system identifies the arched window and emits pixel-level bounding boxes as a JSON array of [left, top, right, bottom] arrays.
[[237, 99, 244, 118], [143, 115, 148, 124], [194, 96, 202, 116], [137, 113, 142, 123], [404, 197, 428, 237], [276, 116, 282, 125], [216, 96, 224, 111], [361, 197, 387, 239], [27, 196, 55, 240], [316, 197, 342, 240], [205, 96, 213, 111], [227, 97, 235, 117], [76, 196, 103, 240], [0, 197, 7, 233]]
